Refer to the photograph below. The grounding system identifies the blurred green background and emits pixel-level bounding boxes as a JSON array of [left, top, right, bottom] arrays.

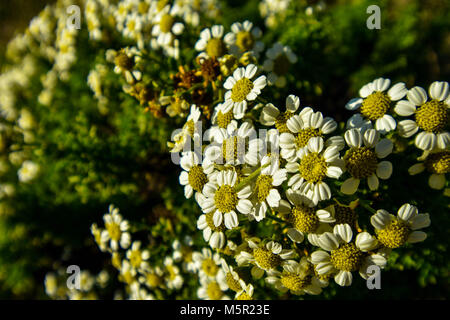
[[0, 0, 448, 299]]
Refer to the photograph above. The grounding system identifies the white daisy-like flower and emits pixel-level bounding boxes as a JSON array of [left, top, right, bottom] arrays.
[[205, 121, 261, 166], [129, 282, 155, 300], [340, 128, 393, 195], [250, 156, 287, 221], [395, 81, 449, 150], [138, 266, 165, 290], [192, 248, 223, 279], [100, 205, 131, 251], [91, 223, 107, 252], [259, 94, 301, 133], [265, 257, 325, 295], [286, 136, 343, 205], [163, 256, 184, 290], [310, 224, 386, 286], [151, 5, 185, 47], [122, 12, 143, 39], [408, 150, 449, 190], [126, 241, 150, 271], [236, 238, 295, 279], [276, 189, 335, 244], [179, 151, 215, 199], [211, 102, 239, 131], [197, 170, 253, 230], [18, 160, 39, 182], [119, 260, 138, 286], [220, 258, 245, 293], [222, 64, 267, 119], [197, 208, 226, 249], [346, 77, 408, 134], [197, 274, 229, 300], [370, 203, 431, 249], [263, 42, 297, 87], [169, 104, 202, 153], [195, 25, 227, 59], [224, 20, 264, 57], [280, 108, 338, 161]]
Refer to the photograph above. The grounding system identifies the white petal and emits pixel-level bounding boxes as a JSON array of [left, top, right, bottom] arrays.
[[415, 131, 436, 150], [367, 174, 379, 190], [376, 161, 393, 180], [387, 82, 407, 101], [333, 224, 353, 243], [429, 173, 446, 190], [407, 86, 428, 106], [287, 228, 304, 243], [394, 100, 416, 116], [429, 81, 449, 101], [334, 270, 353, 286], [407, 231, 427, 243], [340, 178, 360, 195], [397, 203, 418, 222]]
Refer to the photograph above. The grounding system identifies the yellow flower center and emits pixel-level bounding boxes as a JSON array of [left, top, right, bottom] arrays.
[[206, 281, 223, 300], [425, 151, 450, 174], [253, 248, 281, 270], [231, 78, 254, 102], [146, 273, 163, 288], [275, 111, 294, 133], [129, 250, 143, 268], [138, 2, 149, 14], [184, 119, 195, 136], [236, 31, 255, 52], [188, 165, 207, 192], [280, 273, 312, 292], [127, 20, 136, 32], [217, 109, 234, 129], [254, 174, 273, 202], [214, 185, 238, 213], [299, 152, 327, 183], [272, 54, 291, 76], [377, 219, 410, 248], [360, 91, 391, 120], [114, 52, 134, 71], [166, 265, 177, 280], [236, 292, 253, 300], [294, 128, 322, 149], [290, 205, 319, 233], [206, 38, 226, 58], [415, 99, 448, 133], [344, 147, 378, 179], [202, 258, 219, 277], [330, 243, 364, 272], [160, 14, 175, 33], [105, 222, 121, 241], [121, 271, 135, 285], [226, 273, 242, 292]]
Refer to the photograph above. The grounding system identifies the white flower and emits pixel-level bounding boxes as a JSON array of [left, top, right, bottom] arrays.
[[211, 102, 239, 131], [138, 266, 165, 290], [197, 170, 253, 230], [259, 94, 300, 133], [265, 257, 324, 295], [263, 42, 297, 87], [408, 150, 449, 190], [222, 64, 267, 119], [151, 5, 185, 47], [220, 258, 245, 292], [179, 151, 215, 199], [276, 189, 335, 243], [192, 248, 224, 279], [169, 104, 202, 152], [126, 241, 150, 271], [197, 274, 229, 300], [395, 81, 449, 150], [280, 108, 338, 161], [250, 156, 287, 221], [346, 77, 407, 134], [286, 136, 343, 205], [18, 160, 39, 182], [100, 205, 131, 251], [205, 121, 261, 166], [195, 25, 227, 59], [224, 20, 264, 57], [371, 203, 430, 248], [340, 128, 393, 195], [235, 280, 254, 300], [164, 256, 184, 290], [310, 224, 385, 286], [236, 238, 295, 278]]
